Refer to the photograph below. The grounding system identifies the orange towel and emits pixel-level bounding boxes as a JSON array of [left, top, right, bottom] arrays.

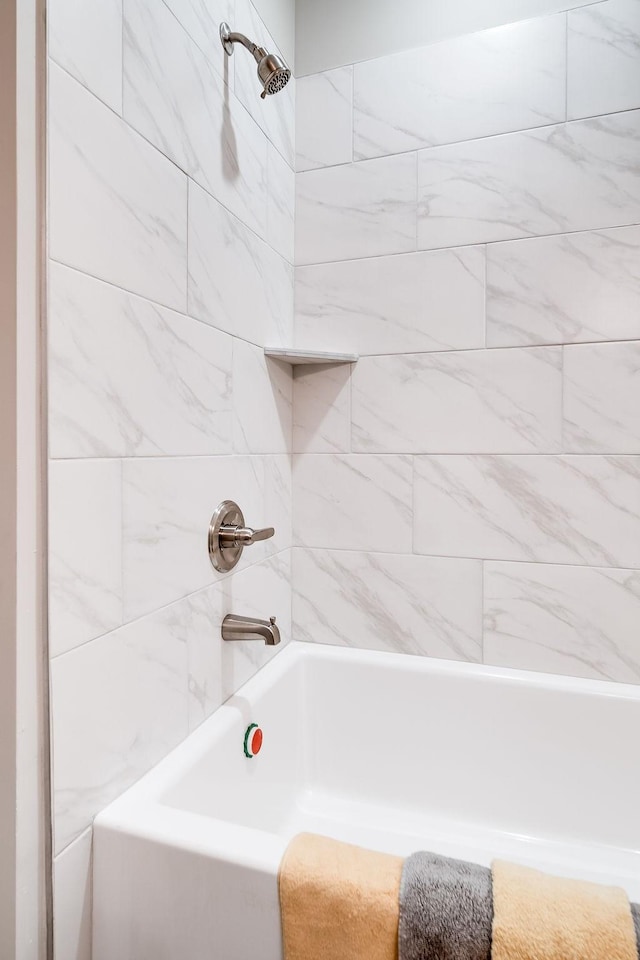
[[279, 833, 403, 960], [492, 859, 637, 960]]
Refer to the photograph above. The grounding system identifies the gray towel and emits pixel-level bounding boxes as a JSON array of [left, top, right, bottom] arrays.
[[398, 851, 492, 960], [632, 902, 640, 956]]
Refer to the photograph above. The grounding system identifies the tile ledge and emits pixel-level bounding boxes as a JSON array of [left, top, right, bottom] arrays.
[[264, 347, 359, 366]]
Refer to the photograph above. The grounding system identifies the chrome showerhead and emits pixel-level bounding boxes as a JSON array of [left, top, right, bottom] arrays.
[[219, 22, 291, 99], [256, 51, 291, 99]]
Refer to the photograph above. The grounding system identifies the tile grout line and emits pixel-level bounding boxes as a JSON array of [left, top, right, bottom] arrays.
[[480, 559, 485, 665], [49, 451, 640, 463], [564, 11, 570, 122], [268, 545, 640, 573], [185, 177, 190, 315], [120, 0, 125, 115], [483, 244, 488, 348], [295, 103, 640, 173], [414, 150, 419, 251], [288, 339, 640, 358], [48, 257, 283, 356], [51, 545, 295, 662], [561, 344, 566, 452], [295, 221, 640, 267], [350, 62, 355, 163], [118, 457, 125, 631], [411, 455, 416, 556], [348, 362, 353, 454]]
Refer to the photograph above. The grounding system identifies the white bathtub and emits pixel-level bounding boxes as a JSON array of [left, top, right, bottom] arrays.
[[93, 642, 640, 960]]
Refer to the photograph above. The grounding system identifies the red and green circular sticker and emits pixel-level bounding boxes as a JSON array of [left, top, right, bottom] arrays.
[[244, 723, 263, 759]]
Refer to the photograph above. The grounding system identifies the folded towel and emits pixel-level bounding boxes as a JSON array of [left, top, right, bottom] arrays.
[[279, 833, 403, 960], [492, 860, 638, 960], [632, 902, 640, 955], [398, 851, 493, 960]]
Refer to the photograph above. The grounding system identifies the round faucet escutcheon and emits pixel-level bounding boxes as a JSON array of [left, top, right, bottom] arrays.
[[244, 723, 263, 759], [209, 500, 276, 572]]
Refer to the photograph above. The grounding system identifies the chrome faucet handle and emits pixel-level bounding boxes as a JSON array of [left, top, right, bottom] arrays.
[[209, 500, 276, 572], [220, 524, 275, 547]]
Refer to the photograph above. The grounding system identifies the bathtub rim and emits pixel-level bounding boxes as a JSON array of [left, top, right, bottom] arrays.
[[95, 640, 640, 813], [95, 640, 640, 812], [93, 640, 640, 860]]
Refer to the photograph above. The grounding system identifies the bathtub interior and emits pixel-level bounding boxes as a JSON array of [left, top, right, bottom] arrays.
[[156, 644, 640, 895], [161, 650, 306, 835]]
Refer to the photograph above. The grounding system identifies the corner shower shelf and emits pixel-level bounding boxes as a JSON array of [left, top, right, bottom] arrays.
[[264, 347, 358, 366]]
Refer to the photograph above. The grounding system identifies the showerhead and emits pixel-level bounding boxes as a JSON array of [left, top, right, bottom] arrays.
[[257, 52, 291, 99], [219, 22, 291, 100]]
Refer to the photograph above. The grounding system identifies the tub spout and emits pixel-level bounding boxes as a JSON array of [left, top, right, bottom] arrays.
[[221, 614, 281, 646]]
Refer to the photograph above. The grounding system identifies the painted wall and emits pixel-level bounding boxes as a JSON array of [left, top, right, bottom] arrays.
[[295, 0, 602, 75], [254, 0, 295, 67], [46, 0, 295, 954], [1, 2, 48, 957], [0, 1, 19, 953], [16, 0, 49, 955], [293, 1, 640, 680]]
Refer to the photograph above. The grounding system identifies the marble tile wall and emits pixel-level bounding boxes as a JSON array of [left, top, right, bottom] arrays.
[[293, 1, 640, 686], [47, 0, 294, 954], [46, 0, 640, 952]]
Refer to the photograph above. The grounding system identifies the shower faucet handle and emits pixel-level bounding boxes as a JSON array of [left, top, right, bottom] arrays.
[[219, 524, 275, 547], [209, 500, 276, 572]]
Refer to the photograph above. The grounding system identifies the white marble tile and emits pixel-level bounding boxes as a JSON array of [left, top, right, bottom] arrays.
[[233, 341, 293, 454], [486, 225, 640, 347], [162, 0, 233, 76], [216, 550, 292, 704], [49, 64, 188, 312], [51, 602, 189, 852], [267, 142, 295, 263], [121, 455, 284, 619], [568, 0, 640, 120], [54, 829, 92, 960], [182, 584, 225, 732], [48, 460, 122, 657], [564, 341, 640, 453], [354, 15, 566, 160], [55, 546, 290, 743], [296, 153, 417, 264], [233, 0, 295, 167], [187, 180, 293, 345], [123, 0, 268, 239], [49, 0, 123, 113], [296, 66, 353, 171], [293, 364, 352, 454], [352, 348, 562, 454], [293, 454, 413, 551], [49, 262, 233, 458], [183, 550, 292, 731], [295, 246, 485, 356], [293, 548, 482, 661], [121, 456, 259, 619], [417, 110, 640, 250], [264, 454, 293, 553], [414, 455, 640, 567], [484, 561, 640, 683]]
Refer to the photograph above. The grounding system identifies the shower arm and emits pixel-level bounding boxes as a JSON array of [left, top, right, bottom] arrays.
[[221, 29, 267, 64]]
